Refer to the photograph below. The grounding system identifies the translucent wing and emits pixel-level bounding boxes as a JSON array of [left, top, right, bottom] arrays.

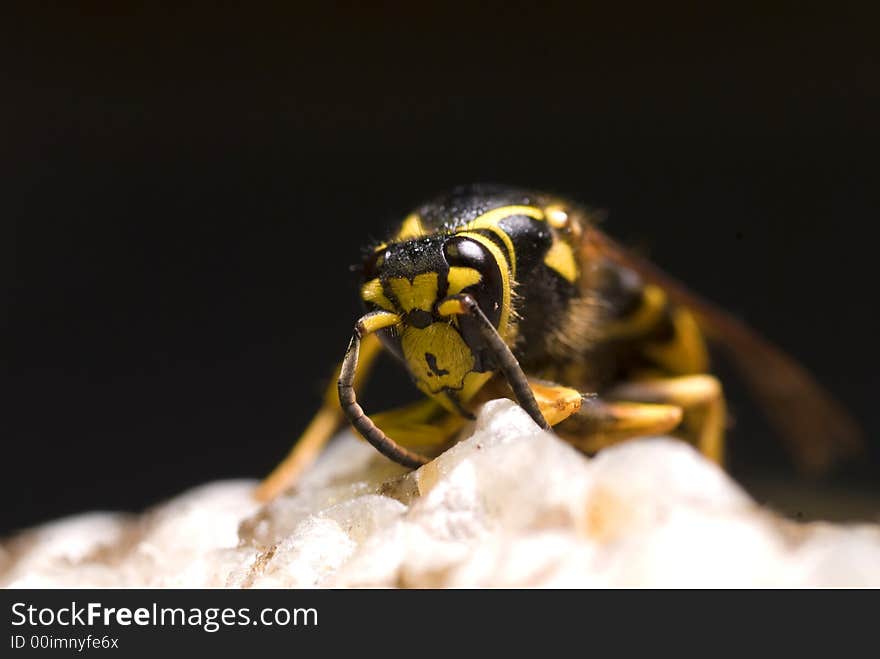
[[582, 226, 863, 473]]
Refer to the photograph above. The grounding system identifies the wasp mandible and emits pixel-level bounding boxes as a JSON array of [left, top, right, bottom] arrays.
[[256, 185, 861, 501]]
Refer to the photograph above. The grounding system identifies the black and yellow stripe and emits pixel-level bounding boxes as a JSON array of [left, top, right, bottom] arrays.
[[258, 184, 858, 500]]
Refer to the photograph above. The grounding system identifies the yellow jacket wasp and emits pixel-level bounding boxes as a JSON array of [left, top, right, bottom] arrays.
[[256, 185, 862, 501]]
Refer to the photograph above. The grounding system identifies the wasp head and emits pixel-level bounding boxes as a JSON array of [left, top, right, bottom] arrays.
[[358, 232, 507, 414]]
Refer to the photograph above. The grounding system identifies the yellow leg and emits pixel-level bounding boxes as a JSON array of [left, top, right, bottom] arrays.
[[498, 376, 682, 453], [359, 380, 581, 460], [362, 379, 581, 458], [605, 374, 726, 464], [556, 397, 684, 453], [370, 398, 466, 452], [254, 333, 383, 502]]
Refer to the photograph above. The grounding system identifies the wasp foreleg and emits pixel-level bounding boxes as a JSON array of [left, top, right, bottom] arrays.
[[369, 398, 467, 454]]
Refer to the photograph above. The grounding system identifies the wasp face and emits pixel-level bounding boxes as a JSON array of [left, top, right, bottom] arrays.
[[359, 233, 507, 413]]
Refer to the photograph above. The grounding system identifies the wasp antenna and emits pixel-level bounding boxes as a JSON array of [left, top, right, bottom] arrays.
[[338, 312, 430, 469], [437, 294, 551, 431]]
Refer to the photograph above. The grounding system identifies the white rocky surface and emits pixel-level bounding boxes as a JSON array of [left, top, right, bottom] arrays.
[[2, 399, 879, 588]]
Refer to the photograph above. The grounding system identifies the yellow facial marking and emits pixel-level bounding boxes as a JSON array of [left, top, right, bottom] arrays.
[[358, 310, 401, 334], [436, 297, 466, 317], [395, 213, 425, 240], [388, 273, 439, 312], [446, 266, 482, 295], [361, 278, 394, 310], [543, 240, 578, 283], [401, 323, 475, 395]]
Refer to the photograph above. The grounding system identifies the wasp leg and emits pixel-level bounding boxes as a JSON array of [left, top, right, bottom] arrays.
[[366, 382, 582, 458], [370, 378, 583, 455], [370, 398, 467, 453], [372, 380, 584, 458], [254, 333, 384, 502], [555, 397, 684, 453], [604, 374, 726, 464], [486, 374, 679, 439], [472, 375, 686, 457]]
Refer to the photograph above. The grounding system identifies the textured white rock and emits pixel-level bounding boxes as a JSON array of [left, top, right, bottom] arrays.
[[3, 399, 879, 587]]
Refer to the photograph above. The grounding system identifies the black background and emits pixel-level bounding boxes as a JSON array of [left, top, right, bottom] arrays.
[[4, 4, 879, 535]]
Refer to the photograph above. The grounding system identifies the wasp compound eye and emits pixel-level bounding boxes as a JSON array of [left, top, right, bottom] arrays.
[[444, 235, 487, 268], [443, 236, 504, 328], [362, 247, 388, 280]]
